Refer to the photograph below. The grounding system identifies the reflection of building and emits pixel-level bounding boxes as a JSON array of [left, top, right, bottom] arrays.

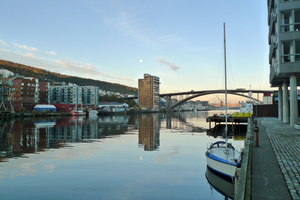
[[138, 74, 160, 110], [138, 115, 160, 151], [0, 116, 132, 161]]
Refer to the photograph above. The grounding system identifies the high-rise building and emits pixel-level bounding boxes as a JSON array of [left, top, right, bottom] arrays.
[[268, 0, 300, 126], [138, 74, 160, 110]]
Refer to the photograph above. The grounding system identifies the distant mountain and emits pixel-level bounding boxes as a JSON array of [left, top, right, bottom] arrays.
[[0, 60, 138, 95]]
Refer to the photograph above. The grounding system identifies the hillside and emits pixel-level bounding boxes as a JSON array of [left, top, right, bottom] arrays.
[[0, 60, 138, 95]]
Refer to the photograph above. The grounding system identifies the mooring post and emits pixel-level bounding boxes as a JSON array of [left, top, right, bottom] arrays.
[[254, 126, 259, 147], [254, 119, 257, 127]]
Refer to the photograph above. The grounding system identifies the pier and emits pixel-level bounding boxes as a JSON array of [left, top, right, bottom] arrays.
[[206, 115, 248, 129]]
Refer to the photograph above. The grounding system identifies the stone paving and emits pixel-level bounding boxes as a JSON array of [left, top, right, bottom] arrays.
[[260, 118, 300, 200]]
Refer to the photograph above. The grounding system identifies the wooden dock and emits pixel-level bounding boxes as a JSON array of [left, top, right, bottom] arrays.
[[206, 116, 249, 129]]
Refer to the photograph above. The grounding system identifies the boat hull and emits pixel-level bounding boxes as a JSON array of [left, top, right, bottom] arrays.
[[71, 111, 86, 116], [205, 151, 238, 178]]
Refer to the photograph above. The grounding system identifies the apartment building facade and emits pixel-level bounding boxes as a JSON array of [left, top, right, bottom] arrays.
[[49, 85, 99, 107], [11, 78, 36, 110], [138, 74, 160, 110], [268, 0, 300, 127]]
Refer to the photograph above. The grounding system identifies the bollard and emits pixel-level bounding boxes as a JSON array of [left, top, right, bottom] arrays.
[[254, 126, 259, 147], [254, 119, 257, 127]]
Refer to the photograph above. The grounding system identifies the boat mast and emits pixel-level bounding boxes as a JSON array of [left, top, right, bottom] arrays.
[[224, 23, 228, 145]]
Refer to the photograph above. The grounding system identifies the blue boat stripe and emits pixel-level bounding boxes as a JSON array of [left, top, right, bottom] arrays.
[[206, 151, 239, 167]]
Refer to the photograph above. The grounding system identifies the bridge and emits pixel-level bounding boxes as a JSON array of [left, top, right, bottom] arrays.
[[125, 89, 275, 111]]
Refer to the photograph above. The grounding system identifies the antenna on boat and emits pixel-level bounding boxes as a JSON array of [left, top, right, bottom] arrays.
[[224, 22, 228, 150]]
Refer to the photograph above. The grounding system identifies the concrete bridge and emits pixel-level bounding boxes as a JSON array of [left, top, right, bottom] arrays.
[[125, 89, 274, 111], [160, 89, 274, 111]]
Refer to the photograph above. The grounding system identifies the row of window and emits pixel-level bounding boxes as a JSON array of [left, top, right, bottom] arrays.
[[13, 97, 34, 100], [13, 83, 36, 86]]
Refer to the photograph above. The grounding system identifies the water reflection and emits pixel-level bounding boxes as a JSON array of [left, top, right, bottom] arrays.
[[205, 166, 235, 199], [0, 111, 234, 162], [206, 124, 247, 140], [138, 114, 160, 151], [0, 111, 246, 200]]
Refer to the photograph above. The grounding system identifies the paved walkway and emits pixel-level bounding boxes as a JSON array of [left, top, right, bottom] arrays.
[[252, 117, 300, 200]]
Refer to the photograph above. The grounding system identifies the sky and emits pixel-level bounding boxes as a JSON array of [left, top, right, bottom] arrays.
[[0, 1, 270, 103]]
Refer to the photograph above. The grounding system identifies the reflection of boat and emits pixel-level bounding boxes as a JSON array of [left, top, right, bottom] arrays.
[[34, 120, 56, 128], [205, 166, 235, 199], [205, 23, 242, 178]]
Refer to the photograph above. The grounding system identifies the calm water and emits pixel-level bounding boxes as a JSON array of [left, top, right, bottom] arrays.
[[0, 110, 245, 200]]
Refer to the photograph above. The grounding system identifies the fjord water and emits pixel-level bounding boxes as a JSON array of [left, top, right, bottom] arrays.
[[0, 111, 245, 200]]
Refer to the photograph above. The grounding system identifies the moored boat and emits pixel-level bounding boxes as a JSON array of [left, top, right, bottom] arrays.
[[71, 109, 85, 116], [88, 109, 98, 116], [206, 141, 241, 178], [205, 23, 242, 179]]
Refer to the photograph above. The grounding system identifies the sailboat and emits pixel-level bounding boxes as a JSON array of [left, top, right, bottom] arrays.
[[205, 23, 242, 178]]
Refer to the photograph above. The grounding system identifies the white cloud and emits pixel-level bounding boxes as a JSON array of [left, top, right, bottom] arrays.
[[56, 60, 114, 79], [0, 39, 8, 46], [23, 53, 37, 58], [155, 57, 181, 71], [13, 43, 38, 52], [46, 51, 57, 56]]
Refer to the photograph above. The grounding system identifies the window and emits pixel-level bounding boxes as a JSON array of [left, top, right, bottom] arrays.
[[282, 41, 293, 62], [28, 83, 30, 86], [281, 11, 293, 32], [21, 83, 24, 86]]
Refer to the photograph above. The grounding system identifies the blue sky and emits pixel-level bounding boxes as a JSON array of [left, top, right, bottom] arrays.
[[0, 1, 270, 100]]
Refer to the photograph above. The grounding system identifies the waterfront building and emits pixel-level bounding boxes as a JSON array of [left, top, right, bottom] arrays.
[[24, 77, 50, 104], [138, 74, 160, 110], [11, 78, 36, 111], [268, 0, 300, 127], [49, 85, 99, 107]]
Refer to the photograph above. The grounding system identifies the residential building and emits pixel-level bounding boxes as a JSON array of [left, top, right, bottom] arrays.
[[138, 74, 160, 110], [39, 81, 50, 104], [11, 78, 36, 110], [268, 0, 300, 126], [49, 85, 99, 107], [24, 77, 50, 104]]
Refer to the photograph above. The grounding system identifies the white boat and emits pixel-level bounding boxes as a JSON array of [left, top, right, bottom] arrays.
[[206, 141, 241, 178], [71, 109, 85, 116], [88, 109, 98, 116], [205, 23, 242, 178]]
